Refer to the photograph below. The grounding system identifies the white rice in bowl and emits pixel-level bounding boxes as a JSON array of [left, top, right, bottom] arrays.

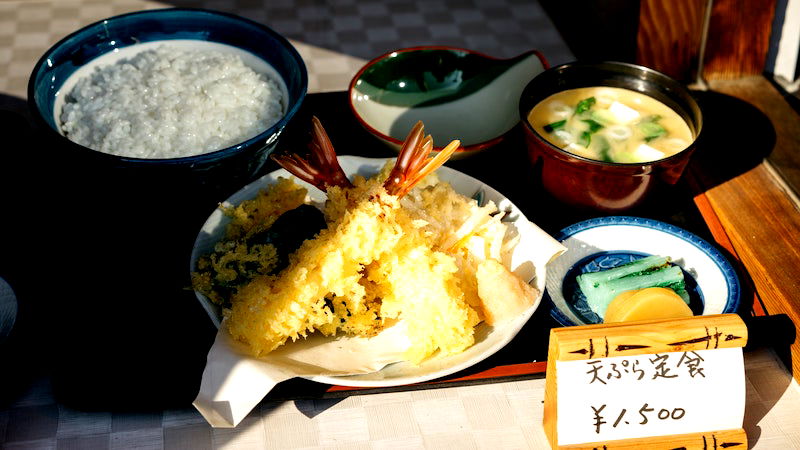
[[59, 44, 286, 159]]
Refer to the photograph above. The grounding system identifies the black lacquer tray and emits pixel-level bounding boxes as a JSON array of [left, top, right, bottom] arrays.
[[0, 91, 756, 409]]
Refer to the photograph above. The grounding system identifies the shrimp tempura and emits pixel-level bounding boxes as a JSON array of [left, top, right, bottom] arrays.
[[226, 119, 478, 362]]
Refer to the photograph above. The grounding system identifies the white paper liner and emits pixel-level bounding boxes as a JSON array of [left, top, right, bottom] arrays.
[[194, 320, 411, 427], [193, 218, 565, 428]]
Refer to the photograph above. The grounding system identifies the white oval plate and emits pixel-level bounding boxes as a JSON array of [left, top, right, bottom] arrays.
[[546, 216, 741, 327], [191, 155, 553, 387]]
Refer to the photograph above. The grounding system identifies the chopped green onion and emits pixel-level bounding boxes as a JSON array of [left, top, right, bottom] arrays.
[[575, 97, 596, 115], [595, 135, 612, 162], [639, 121, 667, 142], [543, 119, 567, 133], [590, 109, 616, 125], [578, 131, 592, 147], [582, 119, 604, 133]]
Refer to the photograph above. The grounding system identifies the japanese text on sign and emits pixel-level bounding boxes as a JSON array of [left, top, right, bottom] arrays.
[[555, 347, 745, 445], [585, 351, 707, 385]]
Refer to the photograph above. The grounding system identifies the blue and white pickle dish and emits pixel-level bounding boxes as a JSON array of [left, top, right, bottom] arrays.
[[348, 46, 547, 158], [546, 216, 741, 327]]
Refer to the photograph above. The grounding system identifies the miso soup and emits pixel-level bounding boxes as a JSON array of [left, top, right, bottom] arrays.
[[527, 87, 693, 163]]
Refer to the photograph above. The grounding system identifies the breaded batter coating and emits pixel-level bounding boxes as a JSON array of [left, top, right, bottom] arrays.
[[203, 118, 537, 365], [226, 175, 481, 363]]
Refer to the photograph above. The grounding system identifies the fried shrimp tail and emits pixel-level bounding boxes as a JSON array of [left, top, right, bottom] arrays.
[[273, 118, 461, 198], [270, 116, 352, 191], [384, 121, 460, 197]]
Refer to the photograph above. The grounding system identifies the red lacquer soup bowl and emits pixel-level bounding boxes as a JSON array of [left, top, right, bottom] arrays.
[[519, 61, 703, 211]]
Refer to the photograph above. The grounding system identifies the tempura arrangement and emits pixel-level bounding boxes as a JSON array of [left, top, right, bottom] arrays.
[[193, 117, 540, 365]]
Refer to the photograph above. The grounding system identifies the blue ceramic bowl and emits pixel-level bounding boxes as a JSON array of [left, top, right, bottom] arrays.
[[27, 8, 307, 197], [545, 216, 741, 327]]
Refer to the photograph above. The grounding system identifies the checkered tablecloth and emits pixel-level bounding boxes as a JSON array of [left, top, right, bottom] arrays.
[[3, 1, 800, 449], [0, 0, 573, 110], [3, 349, 800, 448]]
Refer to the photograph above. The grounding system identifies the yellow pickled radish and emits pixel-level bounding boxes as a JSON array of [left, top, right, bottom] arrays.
[[603, 287, 693, 323], [608, 289, 638, 305]]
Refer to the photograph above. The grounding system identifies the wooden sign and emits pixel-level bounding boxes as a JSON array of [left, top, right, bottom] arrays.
[[543, 314, 748, 449]]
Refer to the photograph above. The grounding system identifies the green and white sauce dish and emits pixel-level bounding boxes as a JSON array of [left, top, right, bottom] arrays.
[[349, 46, 547, 158]]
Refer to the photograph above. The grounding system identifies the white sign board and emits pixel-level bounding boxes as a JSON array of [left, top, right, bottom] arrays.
[[555, 347, 745, 445]]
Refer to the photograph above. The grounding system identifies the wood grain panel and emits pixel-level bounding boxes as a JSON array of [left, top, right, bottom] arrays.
[[636, 0, 705, 82], [703, 0, 777, 79], [701, 164, 800, 376], [637, 0, 777, 81]]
